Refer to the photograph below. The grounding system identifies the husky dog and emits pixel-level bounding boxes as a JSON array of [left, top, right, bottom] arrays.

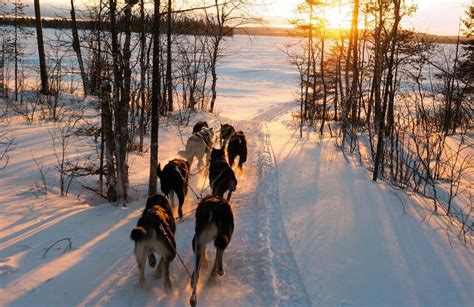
[[157, 158, 190, 219], [130, 195, 176, 290], [227, 131, 247, 171], [209, 148, 237, 201], [179, 127, 214, 168], [220, 124, 236, 149], [191, 195, 234, 288], [192, 121, 209, 134]]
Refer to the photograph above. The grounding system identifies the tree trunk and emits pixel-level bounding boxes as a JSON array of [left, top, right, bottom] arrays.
[[109, 0, 127, 204], [14, 3, 18, 102], [34, 0, 49, 95], [373, 0, 401, 182], [320, 32, 328, 136], [117, 0, 134, 204], [148, 0, 161, 196], [209, 39, 219, 113], [101, 84, 118, 201], [349, 0, 360, 128], [304, 4, 313, 122], [97, 0, 105, 195], [208, 0, 223, 113], [372, 6, 384, 181], [138, 0, 147, 153], [166, 0, 173, 112], [70, 0, 90, 96]]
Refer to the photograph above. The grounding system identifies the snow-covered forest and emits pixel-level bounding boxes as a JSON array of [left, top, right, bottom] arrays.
[[0, 0, 473, 306]]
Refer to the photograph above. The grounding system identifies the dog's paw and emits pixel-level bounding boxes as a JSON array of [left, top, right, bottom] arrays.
[[218, 268, 225, 276]]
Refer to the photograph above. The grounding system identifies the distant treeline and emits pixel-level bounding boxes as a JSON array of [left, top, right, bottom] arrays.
[[235, 27, 468, 44], [0, 16, 233, 36], [2, 17, 464, 43]]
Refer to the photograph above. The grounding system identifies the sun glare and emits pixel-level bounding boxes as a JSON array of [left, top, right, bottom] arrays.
[[324, 6, 352, 30], [288, 2, 362, 32]]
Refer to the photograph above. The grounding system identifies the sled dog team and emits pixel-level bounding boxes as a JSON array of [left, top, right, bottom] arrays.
[[130, 121, 248, 297]]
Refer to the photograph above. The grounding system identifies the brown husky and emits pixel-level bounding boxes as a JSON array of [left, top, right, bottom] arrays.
[[130, 195, 176, 291]]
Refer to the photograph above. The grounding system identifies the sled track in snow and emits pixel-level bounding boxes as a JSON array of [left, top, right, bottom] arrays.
[[252, 102, 295, 122], [261, 123, 311, 305], [250, 104, 311, 305]]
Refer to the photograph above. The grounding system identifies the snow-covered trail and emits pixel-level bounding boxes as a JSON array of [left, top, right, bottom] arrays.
[[0, 110, 311, 306], [1, 102, 473, 306], [265, 106, 474, 306]]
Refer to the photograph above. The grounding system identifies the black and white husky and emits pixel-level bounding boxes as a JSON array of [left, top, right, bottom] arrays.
[[209, 148, 237, 201], [179, 127, 214, 168], [191, 195, 234, 288], [130, 195, 176, 290], [227, 131, 247, 171], [157, 158, 190, 219]]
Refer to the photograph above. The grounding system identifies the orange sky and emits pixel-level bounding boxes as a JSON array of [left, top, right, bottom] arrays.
[[18, 0, 473, 35], [258, 0, 470, 35]]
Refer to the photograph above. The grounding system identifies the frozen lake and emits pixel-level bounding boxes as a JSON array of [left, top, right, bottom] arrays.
[[7, 28, 299, 119], [4, 27, 457, 119]]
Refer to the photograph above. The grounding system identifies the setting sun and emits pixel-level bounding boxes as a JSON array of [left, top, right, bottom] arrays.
[[324, 6, 352, 29]]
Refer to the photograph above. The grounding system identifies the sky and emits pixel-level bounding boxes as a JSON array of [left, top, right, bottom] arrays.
[[13, 0, 473, 35], [258, 0, 471, 35]]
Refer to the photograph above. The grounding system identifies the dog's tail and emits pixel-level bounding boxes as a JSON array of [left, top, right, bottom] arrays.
[[130, 227, 148, 242]]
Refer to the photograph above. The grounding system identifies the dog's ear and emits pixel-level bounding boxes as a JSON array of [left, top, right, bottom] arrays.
[[157, 163, 162, 178]]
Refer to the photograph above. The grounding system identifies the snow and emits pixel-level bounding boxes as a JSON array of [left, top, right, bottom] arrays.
[[1, 35, 473, 307], [215, 36, 299, 120], [267, 109, 474, 306]]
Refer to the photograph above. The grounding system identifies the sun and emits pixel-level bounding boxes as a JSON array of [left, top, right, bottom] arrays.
[[323, 6, 352, 30]]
